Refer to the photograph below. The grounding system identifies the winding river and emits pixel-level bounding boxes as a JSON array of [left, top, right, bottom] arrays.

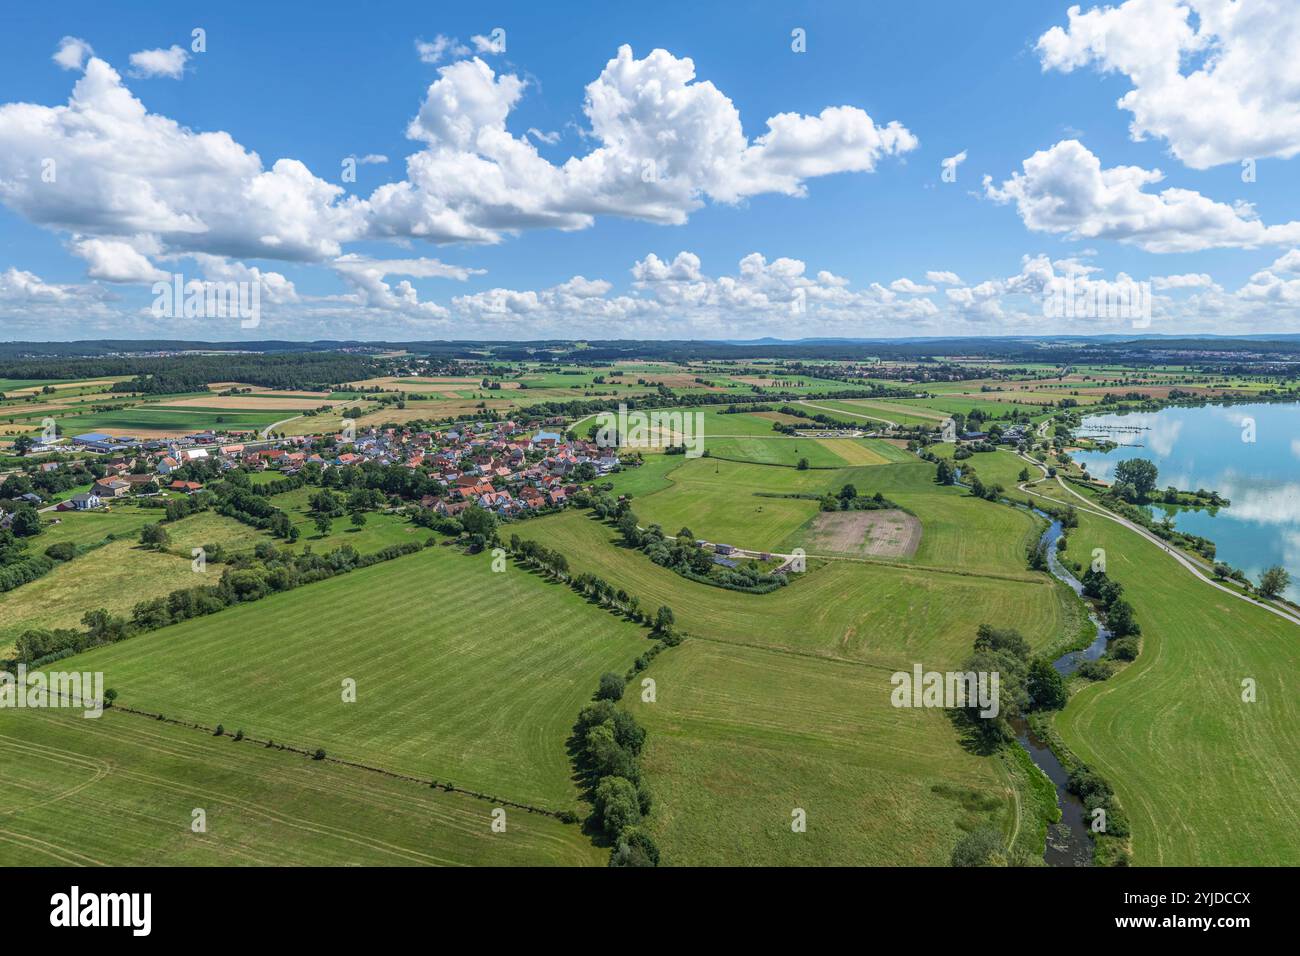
[[1017, 515, 1110, 867]]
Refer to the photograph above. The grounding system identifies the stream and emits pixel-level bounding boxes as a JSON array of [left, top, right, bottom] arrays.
[[1016, 513, 1111, 866]]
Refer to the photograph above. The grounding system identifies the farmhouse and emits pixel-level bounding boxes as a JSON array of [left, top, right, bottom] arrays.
[[90, 478, 131, 498], [61, 492, 103, 511]]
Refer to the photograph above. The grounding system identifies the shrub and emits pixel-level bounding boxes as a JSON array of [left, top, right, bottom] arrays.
[[1108, 636, 1140, 661], [43, 542, 77, 561], [950, 826, 1004, 867], [596, 672, 626, 701], [609, 826, 661, 867]]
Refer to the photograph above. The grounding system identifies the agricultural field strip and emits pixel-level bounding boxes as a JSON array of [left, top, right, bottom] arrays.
[[1048, 512, 1300, 865], [0, 709, 597, 866], [57, 544, 649, 811]]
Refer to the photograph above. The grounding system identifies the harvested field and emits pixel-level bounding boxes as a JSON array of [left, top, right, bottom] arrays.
[[812, 438, 890, 465], [801, 509, 921, 558]]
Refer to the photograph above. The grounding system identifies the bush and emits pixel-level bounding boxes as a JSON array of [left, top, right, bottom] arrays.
[[43, 542, 77, 561], [1108, 636, 1140, 661], [609, 826, 661, 867], [596, 672, 626, 701], [1077, 659, 1116, 681], [950, 826, 1004, 867]]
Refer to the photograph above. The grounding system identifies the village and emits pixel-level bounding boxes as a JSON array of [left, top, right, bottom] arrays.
[[2, 416, 629, 524]]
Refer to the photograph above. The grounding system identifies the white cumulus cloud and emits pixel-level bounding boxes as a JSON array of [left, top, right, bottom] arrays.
[[128, 45, 189, 79], [1037, 0, 1300, 169], [983, 139, 1300, 252]]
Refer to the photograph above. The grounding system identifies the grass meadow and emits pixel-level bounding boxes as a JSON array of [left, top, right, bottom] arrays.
[[59, 544, 652, 812], [1053, 509, 1300, 865], [0, 708, 598, 866], [525, 509, 1066, 667], [624, 639, 1014, 865]]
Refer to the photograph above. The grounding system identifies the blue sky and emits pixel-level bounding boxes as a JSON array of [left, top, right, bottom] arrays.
[[2, 0, 1299, 340]]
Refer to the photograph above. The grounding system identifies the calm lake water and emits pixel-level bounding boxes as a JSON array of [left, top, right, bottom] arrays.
[[1072, 401, 1300, 601]]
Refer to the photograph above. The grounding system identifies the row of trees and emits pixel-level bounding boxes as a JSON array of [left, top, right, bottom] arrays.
[[8, 539, 425, 669]]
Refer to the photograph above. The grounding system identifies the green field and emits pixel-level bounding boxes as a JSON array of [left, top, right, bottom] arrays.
[[625, 638, 1015, 865], [0, 708, 598, 866], [621, 456, 1045, 577], [271, 486, 427, 553], [59, 544, 652, 812], [45, 406, 292, 435], [1054, 508, 1300, 865], [0, 538, 212, 650], [526, 509, 1066, 667], [803, 399, 943, 428]]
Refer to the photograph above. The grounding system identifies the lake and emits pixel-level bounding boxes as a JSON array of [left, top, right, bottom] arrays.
[[1072, 401, 1300, 601]]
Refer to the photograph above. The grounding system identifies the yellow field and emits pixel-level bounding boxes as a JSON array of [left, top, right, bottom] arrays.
[[813, 438, 890, 465]]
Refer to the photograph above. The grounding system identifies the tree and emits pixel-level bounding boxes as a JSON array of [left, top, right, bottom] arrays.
[[1027, 658, 1067, 711], [593, 776, 642, 839], [12, 434, 33, 455], [140, 523, 170, 550], [313, 513, 332, 536], [1113, 459, 1158, 501], [1258, 565, 1291, 599], [796, 457, 810, 470], [653, 605, 675, 635], [350, 510, 367, 529], [460, 504, 497, 538], [610, 826, 660, 867], [9, 506, 41, 538], [596, 672, 626, 701], [1106, 599, 1140, 638], [935, 459, 955, 485]]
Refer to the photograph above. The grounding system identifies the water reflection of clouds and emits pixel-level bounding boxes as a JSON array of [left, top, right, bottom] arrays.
[[1147, 418, 1183, 458], [1212, 474, 1300, 527]]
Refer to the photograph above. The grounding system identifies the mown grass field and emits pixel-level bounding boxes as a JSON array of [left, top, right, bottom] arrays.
[[706, 436, 826, 466], [804, 398, 943, 428], [0, 539, 206, 649], [0, 708, 599, 866], [38, 501, 163, 548], [270, 486, 428, 553], [625, 456, 1044, 577], [624, 639, 1015, 865], [46, 406, 291, 436], [525, 509, 1066, 667], [1054, 508, 1300, 865], [61, 544, 652, 812], [627, 457, 838, 547]]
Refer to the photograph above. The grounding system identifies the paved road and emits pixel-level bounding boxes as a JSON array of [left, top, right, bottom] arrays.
[[794, 399, 897, 429], [1014, 452, 1300, 627]]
